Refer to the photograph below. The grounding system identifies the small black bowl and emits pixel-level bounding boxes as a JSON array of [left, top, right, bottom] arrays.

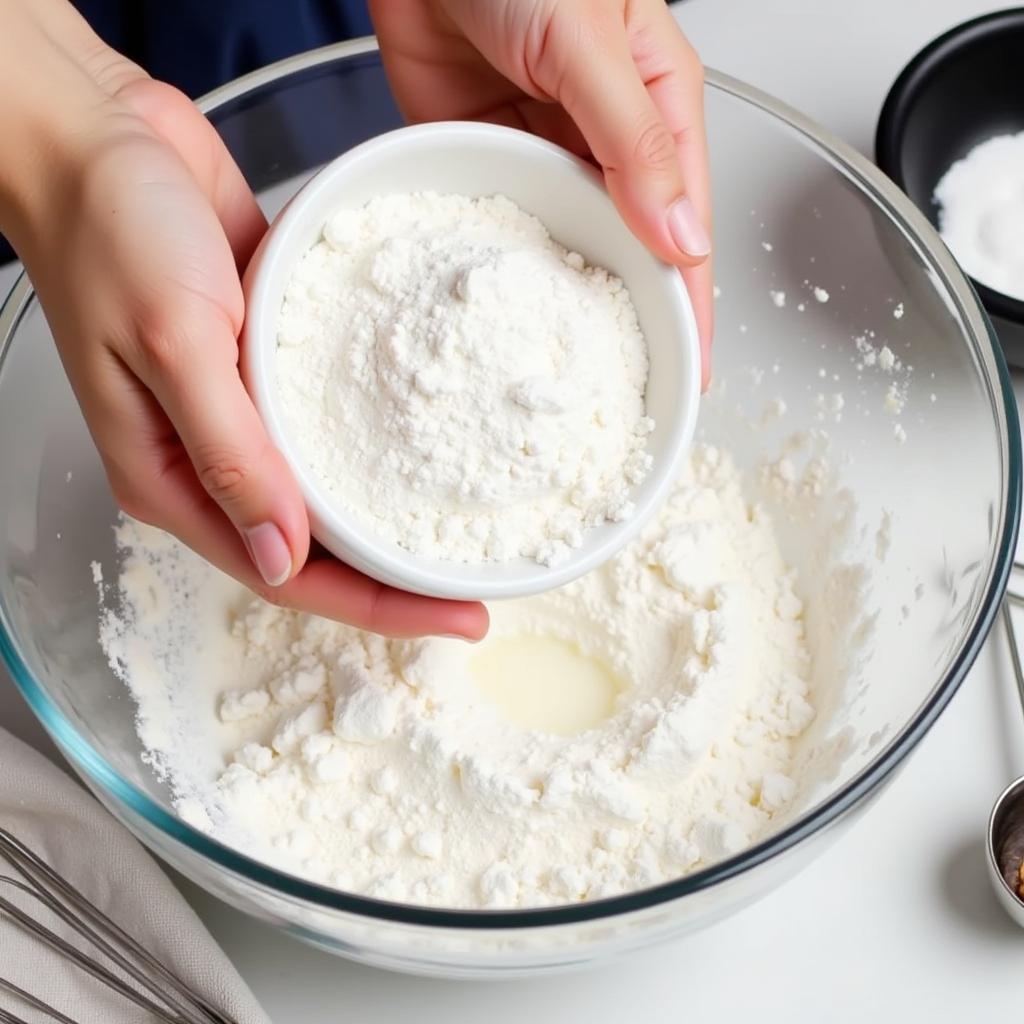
[[876, 8, 1024, 364]]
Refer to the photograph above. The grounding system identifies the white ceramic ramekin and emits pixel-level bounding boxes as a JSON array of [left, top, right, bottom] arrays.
[[241, 121, 700, 600]]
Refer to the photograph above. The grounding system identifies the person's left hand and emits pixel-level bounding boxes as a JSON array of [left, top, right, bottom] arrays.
[[0, 1, 488, 641], [370, 0, 714, 385]]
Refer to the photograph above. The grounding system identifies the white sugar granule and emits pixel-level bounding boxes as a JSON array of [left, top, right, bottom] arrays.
[[101, 445, 816, 910], [276, 192, 653, 567]]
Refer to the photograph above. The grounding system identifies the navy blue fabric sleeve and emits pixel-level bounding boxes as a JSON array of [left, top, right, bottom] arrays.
[[73, 0, 373, 98]]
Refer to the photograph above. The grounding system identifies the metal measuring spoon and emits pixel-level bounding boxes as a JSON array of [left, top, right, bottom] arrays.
[[987, 591, 1024, 926]]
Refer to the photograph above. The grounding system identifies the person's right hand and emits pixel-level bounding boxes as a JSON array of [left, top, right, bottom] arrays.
[[0, 1, 488, 640], [371, 0, 714, 385]]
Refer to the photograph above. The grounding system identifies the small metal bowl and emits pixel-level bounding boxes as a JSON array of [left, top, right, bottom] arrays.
[[988, 774, 1024, 927], [876, 8, 1024, 365]]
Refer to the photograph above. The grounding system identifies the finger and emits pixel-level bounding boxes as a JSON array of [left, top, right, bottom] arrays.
[[550, 15, 710, 268], [129, 310, 309, 589], [116, 79, 267, 268], [282, 558, 490, 640], [493, 90, 713, 386], [634, 1, 714, 384]]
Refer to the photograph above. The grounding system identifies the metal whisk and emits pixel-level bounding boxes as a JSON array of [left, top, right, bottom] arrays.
[[0, 827, 240, 1024]]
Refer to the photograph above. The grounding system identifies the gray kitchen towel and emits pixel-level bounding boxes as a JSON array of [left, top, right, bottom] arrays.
[[0, 727, 271, 1024]]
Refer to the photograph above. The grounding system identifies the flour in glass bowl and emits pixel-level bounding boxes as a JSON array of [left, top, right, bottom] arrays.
[[99, 443, 824, 910], [275, 192, 654, 567]]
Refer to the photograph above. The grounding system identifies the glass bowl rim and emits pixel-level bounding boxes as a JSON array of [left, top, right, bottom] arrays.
[[0, 37, 1019, 931]]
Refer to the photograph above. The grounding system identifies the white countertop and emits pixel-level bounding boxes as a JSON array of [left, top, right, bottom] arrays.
[[3, 0, 1023, 1019]]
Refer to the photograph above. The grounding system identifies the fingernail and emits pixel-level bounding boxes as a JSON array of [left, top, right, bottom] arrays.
[[245, 523, 292, 587], [667, 197, 711, 259]]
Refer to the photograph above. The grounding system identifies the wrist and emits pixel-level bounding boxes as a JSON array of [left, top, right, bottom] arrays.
[[0, 0, 118, 251]]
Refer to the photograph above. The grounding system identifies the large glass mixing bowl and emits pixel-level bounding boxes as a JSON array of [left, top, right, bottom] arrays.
[[0, 41, 1019, 978]]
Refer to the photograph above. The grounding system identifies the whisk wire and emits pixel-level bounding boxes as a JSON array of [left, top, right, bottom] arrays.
[[0, 826, 229, 1021], [0, 1005, 34, 1024], [0, 882, 187, 1024], [0, 828, 239, 1024], [0, 976, 79, 1024]]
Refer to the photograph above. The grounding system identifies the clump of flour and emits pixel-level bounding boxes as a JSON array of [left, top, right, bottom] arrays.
[[100, 445, 819, 909], [276, 192, 653, 567]]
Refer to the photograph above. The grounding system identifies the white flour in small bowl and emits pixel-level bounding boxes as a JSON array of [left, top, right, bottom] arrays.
[[276, 192, 653, 567]]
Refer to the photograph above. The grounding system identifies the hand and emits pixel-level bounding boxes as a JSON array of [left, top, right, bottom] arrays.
[[0, 4, 487, 640], [370, 0, 714, 385]]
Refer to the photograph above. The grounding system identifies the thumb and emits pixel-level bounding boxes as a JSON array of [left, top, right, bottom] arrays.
[[547, 21, 711, 268], [137, 315, 310, 588]]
